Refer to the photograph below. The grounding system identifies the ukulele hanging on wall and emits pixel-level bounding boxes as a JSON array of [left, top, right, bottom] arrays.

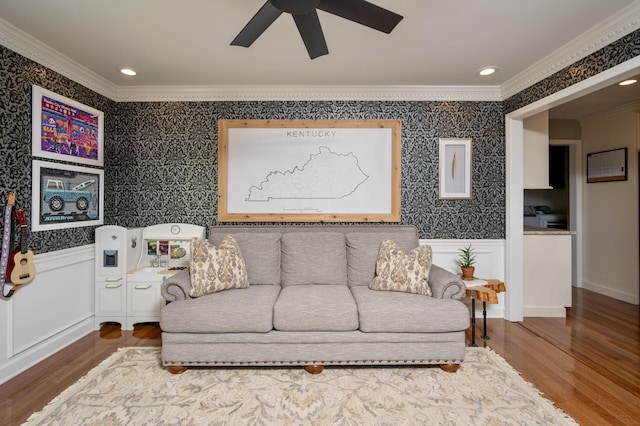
[[7, 208, 36, 286]]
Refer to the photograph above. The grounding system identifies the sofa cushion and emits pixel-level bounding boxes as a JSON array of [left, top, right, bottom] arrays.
[[189, 236, 249, 297], [210, 232, 281, 285], [281, 232, 347, 286], [273, 285, 359, 331], [369, 240, 433, 296], [160, 285, 281, 333], [351, 286, 470, 333], [346, 232, 419, 287]]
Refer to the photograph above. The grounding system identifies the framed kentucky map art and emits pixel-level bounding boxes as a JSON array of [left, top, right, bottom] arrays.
[[439, 138, 472, 199], [218, 119, 401, 222], [32, 85, 104, 167], [31, 160, 104, 231]]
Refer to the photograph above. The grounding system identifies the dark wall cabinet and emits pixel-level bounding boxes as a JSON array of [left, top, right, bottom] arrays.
[[549, 145, 568, 189]]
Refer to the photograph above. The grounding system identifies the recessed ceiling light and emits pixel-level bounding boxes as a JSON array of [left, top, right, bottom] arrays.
[[619, 79, 637, 86], [478, 67, 498, 77], [120, 68, 137, 76]]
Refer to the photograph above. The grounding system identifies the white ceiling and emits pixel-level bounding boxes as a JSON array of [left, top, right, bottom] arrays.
[[1, 0, 640, 111], [548, 73, 640, 119]]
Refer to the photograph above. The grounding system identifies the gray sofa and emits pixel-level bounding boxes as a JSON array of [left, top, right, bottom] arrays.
[[160, 225, 469, 374]]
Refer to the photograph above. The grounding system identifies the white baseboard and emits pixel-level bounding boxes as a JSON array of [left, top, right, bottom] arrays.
[[0, 318, 94, 385], [523, 307, 568, 317], [582, 280, 639, 304]]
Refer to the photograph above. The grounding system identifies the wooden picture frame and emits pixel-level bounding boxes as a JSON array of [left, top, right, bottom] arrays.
[[32, 85, 104, 167], [586, 148, 627, 183], [218, 119, 401, 222], [32, 160, 104, 231], [439, 138, 472, 199]]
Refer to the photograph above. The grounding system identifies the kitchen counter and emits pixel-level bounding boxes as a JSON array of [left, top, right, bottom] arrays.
[[524, 226, 576, 235]]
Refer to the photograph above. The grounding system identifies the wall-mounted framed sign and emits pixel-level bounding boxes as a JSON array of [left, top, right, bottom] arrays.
[[218, 119, 401, 222], [587, 147, 627, 183]]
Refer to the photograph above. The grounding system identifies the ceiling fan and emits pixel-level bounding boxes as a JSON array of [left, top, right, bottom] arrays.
[[231, 0, 403, 59]]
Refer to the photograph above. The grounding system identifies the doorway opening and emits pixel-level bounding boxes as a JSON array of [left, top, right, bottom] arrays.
[[505, 55, 640, 321]]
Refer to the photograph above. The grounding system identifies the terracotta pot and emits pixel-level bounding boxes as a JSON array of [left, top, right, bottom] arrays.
[[461, 266, 475, 280]]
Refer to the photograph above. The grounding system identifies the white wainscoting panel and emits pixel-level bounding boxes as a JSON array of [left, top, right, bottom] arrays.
[[421, 239, 506, 318], [0, 240, 506, 384], [0, 244, 95, 385]]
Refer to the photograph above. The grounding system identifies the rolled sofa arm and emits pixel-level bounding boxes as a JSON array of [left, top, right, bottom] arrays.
[[428, 264, 466, 300], [161, 269, 193, 302]]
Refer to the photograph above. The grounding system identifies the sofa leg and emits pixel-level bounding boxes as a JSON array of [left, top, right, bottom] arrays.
[[304, 365, 324, 374], [167, 365, 188, 374], [439, 363, 460, 373]]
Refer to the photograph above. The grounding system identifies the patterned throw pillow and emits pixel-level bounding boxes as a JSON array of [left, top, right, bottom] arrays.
[[189, 236, 249, 298], [369, 239, 433, 296]]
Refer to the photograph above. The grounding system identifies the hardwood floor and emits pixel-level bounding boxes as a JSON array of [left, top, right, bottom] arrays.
[[478, 287, 640, 426], [1, 287, 638, 425], [0, 325, 161, 425], [519, 288, 640, 400]]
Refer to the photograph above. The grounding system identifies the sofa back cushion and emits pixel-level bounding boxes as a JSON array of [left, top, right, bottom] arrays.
[[346, 232, 419, 287], [210, 232, 281, 285], [281, 232, 347, 286]]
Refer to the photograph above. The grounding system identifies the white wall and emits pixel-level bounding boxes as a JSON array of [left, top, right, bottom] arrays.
[[0, 245, 95, 385], [579, 103, 639, 304], [422, 239, 506, 318]]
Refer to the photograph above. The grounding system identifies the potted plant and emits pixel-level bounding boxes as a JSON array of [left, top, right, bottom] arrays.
[[458, 244, 476, 280]]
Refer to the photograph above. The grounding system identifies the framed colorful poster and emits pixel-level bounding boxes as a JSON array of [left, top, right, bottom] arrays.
[[32, 85, 104, 166], [31, 160, 104, 231]]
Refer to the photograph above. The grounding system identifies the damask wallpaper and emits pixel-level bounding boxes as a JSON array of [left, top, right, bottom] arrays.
[[2, 24, 640, 253], [1, 45, 505, 252], [505, 28, 640, 113], [111, 101, 505, 241], [0, 47, 117, 254]]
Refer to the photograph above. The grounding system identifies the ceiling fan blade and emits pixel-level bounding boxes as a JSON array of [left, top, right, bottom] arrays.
[[318, 0, 403, 33], [293, 11, 329, 59], [231, 1, 283, 47]]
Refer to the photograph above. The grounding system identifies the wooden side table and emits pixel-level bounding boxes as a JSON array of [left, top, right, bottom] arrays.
[[464, 279, 506, 346]]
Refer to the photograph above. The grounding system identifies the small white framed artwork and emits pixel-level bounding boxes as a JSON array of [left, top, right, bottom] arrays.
[[439, 138, 472, 199]]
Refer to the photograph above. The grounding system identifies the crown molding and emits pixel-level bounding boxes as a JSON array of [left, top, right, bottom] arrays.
[[500, 1, 640, 99], [0, 16, 505, 103], [113, 85, 502, 102], [0, 17, 117, 99], [2, 3, 640, 103], [0, 16, 500, 102]]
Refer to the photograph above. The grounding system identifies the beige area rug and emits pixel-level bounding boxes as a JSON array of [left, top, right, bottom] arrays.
[[25, 347, 576, 425]]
